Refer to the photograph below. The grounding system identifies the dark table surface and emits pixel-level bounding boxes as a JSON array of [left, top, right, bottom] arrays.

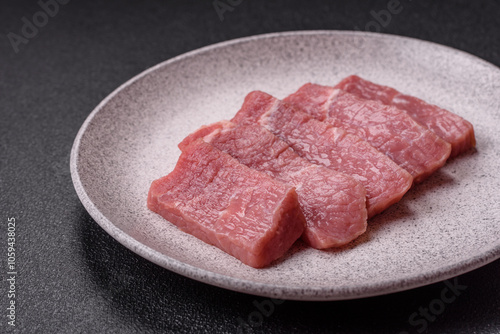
[[1, 0, 499, 333]]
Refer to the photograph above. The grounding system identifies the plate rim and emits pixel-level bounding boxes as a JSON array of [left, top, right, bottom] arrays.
[[70, 30, 500, 301]]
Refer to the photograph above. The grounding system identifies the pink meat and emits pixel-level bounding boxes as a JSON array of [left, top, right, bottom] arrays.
[[147, 139, 305, 268], [179, 121, 367, 249], [231, 91, 413, 218], [284, 84, 452, 183], [335, 75, 476, 158]]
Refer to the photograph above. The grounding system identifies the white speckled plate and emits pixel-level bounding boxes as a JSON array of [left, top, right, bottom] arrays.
[[71, 31, 500, 301]]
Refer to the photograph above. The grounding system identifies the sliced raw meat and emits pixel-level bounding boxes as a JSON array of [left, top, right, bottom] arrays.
[[231, 91, 413, 218], [147, 139, 305, 268], [284, 84, 452, 182], [180, 121, 367, 249], [335, 75, 475, 158]]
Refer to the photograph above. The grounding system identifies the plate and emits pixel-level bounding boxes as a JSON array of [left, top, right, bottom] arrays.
[[70, 31, 500, 301]]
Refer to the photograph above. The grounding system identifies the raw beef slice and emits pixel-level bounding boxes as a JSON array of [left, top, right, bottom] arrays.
[[147, 139, 305, 268], [179, 121, 367, 249], [284, 84, 452, 182], [231, 91, 413, 218], [335, 75, 475, 158]]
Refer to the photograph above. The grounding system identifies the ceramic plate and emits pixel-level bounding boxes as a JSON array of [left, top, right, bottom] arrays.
[[71, 31, 500, 301]]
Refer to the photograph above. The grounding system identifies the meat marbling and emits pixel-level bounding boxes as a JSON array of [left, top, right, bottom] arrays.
[[179, 121, 368, 249], [334, 75, 475, 158], [284, 83, 452, 182], [231, 91, 413, 218], [147, 139, 306, 268]]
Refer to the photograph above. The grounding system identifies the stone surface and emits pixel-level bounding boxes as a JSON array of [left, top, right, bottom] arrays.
[[1, 1, 500, 333]]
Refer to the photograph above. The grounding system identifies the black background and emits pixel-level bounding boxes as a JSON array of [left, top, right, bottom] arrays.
[[1, 0, 499, 333]]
